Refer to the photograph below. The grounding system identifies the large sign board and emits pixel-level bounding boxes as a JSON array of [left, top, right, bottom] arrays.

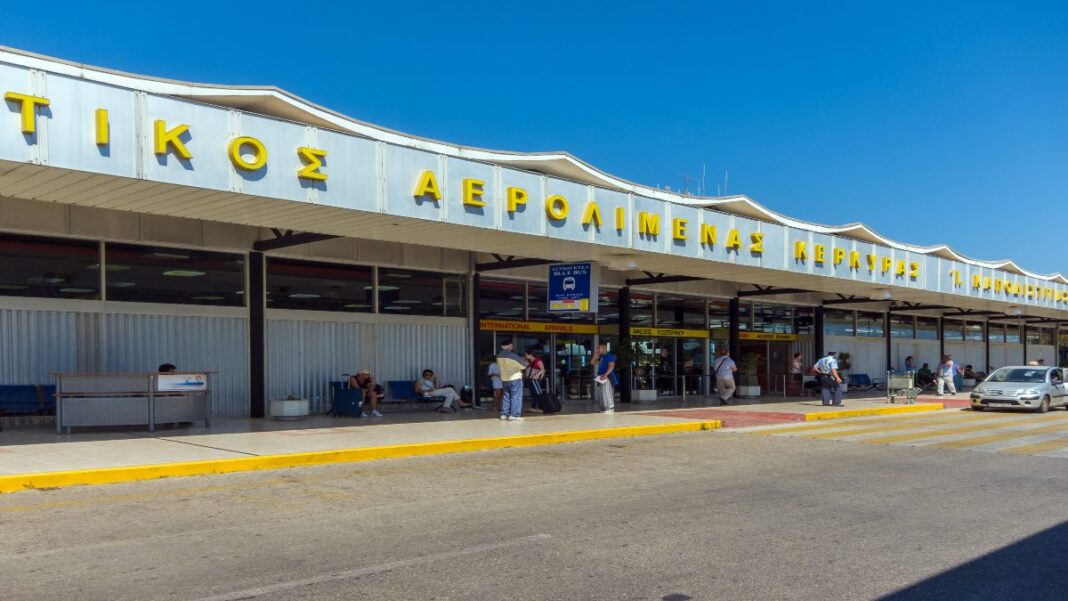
[[0, 56, 1065, 313], [548, 262, 598, 313]]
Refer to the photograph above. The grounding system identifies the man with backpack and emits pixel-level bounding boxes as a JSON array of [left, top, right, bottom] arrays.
[[815, 351, 844, 407], [496, 340, 528, 422], [712, 348, 737, 405]]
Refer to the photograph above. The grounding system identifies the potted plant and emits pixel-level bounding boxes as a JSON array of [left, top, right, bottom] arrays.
[[614, 338, 657, 402], [271, 393, 310, 420], [737, 352, 762, 398], [836, 352, 852, 393]]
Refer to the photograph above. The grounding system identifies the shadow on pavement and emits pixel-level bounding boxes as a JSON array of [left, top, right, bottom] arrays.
[[878, 519, 1068, 600]]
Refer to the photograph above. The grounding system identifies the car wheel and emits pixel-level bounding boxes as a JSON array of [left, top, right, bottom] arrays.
[[972, 405, 985, 412], [1036, 396, 1050, 414]]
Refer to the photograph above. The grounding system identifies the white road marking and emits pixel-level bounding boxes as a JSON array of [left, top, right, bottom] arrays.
[[190, 533, 553, 601]]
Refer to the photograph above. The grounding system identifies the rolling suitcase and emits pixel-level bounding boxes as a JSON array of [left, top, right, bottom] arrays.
[[530, 379, 562, 414]]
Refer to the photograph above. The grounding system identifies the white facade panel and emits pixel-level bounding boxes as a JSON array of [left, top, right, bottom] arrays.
[[45, 73, 138, 177]]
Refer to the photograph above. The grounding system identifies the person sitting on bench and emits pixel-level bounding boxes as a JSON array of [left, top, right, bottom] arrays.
[[349, 369, 385, 417], [416, 369, 470, 413], [915, 363, 935, 390]]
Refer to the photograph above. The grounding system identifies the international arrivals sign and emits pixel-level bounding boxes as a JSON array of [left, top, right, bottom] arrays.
[[2, 57, 1066, 310]]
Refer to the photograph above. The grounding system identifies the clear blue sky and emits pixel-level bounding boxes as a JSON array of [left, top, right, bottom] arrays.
[[4, 1, 1066, 274]]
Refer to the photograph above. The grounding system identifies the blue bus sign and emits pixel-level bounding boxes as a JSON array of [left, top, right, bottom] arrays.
[[548, 262, 598, 313]]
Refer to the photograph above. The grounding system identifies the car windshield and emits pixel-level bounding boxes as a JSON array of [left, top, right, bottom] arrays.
[[986, 368, 1048, 384]]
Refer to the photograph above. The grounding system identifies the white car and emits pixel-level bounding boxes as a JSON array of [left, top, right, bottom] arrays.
[[970, 367, 1068, 413]]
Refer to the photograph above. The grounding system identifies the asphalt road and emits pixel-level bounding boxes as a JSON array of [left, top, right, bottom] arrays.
[[3, 427, 1068, 601]]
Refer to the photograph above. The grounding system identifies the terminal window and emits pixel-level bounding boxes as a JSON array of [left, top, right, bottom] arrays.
[[104, 243, 244, 306], [0, 233, 100, 300], [266, 258, 373, 312]]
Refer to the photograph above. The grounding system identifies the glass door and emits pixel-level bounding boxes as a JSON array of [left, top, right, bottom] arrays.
[[553, 335, 593, 400], [678, 338, 706, 395], [739, 341, 768, 393], [655, 340, 676, 396], [767, 342, 791, 395]]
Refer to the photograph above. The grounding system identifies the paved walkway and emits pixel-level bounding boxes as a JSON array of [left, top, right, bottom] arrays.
[[0, 393, 945, 493], [0, 411, 715, 477]]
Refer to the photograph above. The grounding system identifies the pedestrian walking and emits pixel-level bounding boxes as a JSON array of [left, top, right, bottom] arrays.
[[591, 343, 618, 413], [524, 349, 547, 413], [815, 351, 844, 407], [712, 348, 737, 405], [487, 361, 503, 412], [936, 355, 961, 396], [496, 340, 528, 422]]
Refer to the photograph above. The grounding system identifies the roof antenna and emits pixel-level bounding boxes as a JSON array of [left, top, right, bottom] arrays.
[[723, 170, 729, 195], [701, 164, 707, 196]]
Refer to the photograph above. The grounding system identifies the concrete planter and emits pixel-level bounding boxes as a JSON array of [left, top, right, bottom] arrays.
[[633, 389, 658, 403], [737, 385, 761, 398], [271, 398, 309, 420]]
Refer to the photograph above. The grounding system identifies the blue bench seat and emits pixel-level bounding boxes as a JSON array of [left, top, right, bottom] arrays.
[[386, 380, 446, 411]]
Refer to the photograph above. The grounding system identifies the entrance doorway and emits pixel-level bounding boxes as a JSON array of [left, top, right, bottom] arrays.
[[477, 330, 594, 400], [631, 336, 709, 398], [738, 341, 791, 395]]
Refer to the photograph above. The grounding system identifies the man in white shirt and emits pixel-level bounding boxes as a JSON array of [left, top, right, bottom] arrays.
[[712, 349, 737, 406], [936, 355, 961, 396], [815, 351, 844, 407]]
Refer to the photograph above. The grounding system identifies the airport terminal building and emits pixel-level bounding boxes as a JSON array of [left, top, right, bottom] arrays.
[[1, 46, 1066, 417]]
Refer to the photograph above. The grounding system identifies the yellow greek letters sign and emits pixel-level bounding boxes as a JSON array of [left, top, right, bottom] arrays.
[[479, 320, 597, 334], [629, 327, 710, 339], [739, 332, 799, 341]]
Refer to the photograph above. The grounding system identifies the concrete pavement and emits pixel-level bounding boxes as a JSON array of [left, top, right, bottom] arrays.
[[746, 406, 1068, 458], [3, 429, 1068, 600]]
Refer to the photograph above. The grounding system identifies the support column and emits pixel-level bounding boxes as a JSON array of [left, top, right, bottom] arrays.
[[729, 298, 741, 379], [248, 251, 266, 419], [984, 321, 991, 373], [1022, 322, 1029, 364], [619, 286, 632, 403], [471, 272, 481, 405], [884, 312, 892, 372], [814, 306, 825, 359], [938, 316, 945, 360]]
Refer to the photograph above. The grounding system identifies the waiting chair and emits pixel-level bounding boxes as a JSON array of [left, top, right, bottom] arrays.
[[847, 374, 881, 391], [386, 380, 446, 411]]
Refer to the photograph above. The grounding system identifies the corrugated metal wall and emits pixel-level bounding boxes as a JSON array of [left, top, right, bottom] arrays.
[[267, 318, 469, 414], [0, 309, 82, 384], [1028, 344, 1056, 367], [0, 308, 249, 417], [103, 313, 249, 416], [267, 319, 370, 413], [892, 339, 941, 370], [825, 336, 887, 378], [944, 342, 986, 372]]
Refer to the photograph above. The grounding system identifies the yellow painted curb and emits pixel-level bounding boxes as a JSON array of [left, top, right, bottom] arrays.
[[0, 420, 720, 495], [804, 403, 944, 421]]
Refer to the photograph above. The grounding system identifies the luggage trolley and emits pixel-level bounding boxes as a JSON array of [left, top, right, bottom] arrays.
[[886, 371, 923, 405]]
